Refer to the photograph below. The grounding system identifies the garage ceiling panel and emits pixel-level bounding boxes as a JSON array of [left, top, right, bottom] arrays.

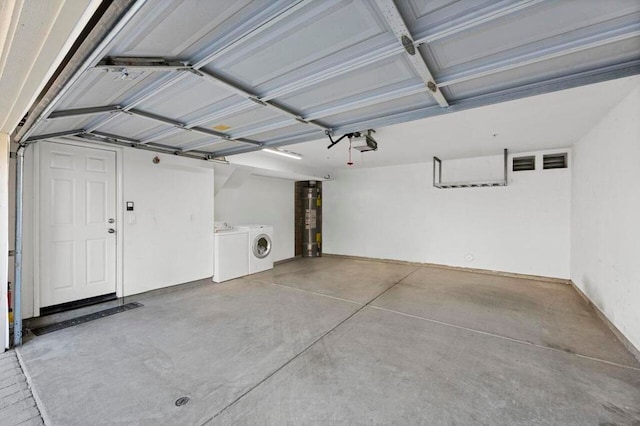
[[322, 92, 435, 129], [276, 54, 423, 114], [150, 131, 245, 152], [21, 0, 640, 159], [304, 80, 433, 122], [178, 98, 254, 126], [199, 140, 246, 154], [249, 123, 317, 144], [104, 0, 273, 59], [395, 0, 502, 41], [55, 69, 173, 110], [425, 14, 640, 83], [30, 114, 112, 137], [425, 1, 640, 73], [152, 129, 211, 148], [403, 0, 468, 21], [96, 113, 169, 141], [446, 36, 640, 100], [132, 72, 237, 122], [198, 106, 283, 135], [205, 0, 391, 89]]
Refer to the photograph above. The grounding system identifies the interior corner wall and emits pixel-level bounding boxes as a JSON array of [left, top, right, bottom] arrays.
[[323, 150, 571, 279], [571, 86, 640, 352], [214, 170, 294, 262], [122, 149, 214, 296]]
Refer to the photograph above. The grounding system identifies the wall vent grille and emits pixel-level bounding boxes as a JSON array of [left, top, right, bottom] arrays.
[[513, 156, 535, 171], [543, 153, 568, 169]]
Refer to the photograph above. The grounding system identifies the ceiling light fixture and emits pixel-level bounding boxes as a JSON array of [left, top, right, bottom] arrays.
[[262, 148, 302, 160]]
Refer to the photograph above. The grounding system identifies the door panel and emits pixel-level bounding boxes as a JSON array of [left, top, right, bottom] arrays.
[[51, 178, 74, 224], [51, 241, 74, 290], [86, 238, 107, 285], [40, 142, 117, 307], [86, 180, 106, 224]]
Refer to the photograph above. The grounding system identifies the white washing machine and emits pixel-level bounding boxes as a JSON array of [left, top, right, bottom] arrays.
[[213, 222, 249, 283], [237, 225, 274, 274]]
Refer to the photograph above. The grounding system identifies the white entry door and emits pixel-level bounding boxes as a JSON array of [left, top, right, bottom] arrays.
[[39, 142, 117, 307]]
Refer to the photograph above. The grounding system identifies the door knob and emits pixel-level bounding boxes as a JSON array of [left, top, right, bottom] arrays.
[[108, 218, 115, 224], [108, 228, 116, 234]]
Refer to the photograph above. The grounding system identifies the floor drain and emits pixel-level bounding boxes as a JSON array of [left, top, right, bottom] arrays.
[[175, 396, 190, 407]]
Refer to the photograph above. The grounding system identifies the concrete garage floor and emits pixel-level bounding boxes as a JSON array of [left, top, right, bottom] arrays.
[[16, 257, 640, 425]]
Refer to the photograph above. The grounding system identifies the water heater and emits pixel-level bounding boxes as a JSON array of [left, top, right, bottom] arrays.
[[302, 185, 322, 257]]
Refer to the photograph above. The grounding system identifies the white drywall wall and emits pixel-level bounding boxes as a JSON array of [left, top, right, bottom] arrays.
[[324, 150, 571, 278], [122, 149, 214, 296], [214, 166, 294, 262], [1, 133, 9, 350], [571, 86, 640, 352]]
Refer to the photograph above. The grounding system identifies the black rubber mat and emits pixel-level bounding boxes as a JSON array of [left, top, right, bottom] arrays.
[[31, 302, 143, 336]]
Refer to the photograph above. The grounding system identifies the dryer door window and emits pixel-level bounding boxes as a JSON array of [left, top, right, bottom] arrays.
[[253, 234, 272, 258]]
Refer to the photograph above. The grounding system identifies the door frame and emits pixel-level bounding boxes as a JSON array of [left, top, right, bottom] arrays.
[[32, 138, 124, 316]]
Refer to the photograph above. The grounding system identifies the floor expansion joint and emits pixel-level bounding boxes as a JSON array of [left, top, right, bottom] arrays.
[[369, 305, 640, 371], [204, 268, 419, 424]]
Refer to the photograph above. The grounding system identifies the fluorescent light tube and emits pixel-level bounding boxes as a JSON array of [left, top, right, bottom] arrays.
[[262, 148, 302, 160]]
